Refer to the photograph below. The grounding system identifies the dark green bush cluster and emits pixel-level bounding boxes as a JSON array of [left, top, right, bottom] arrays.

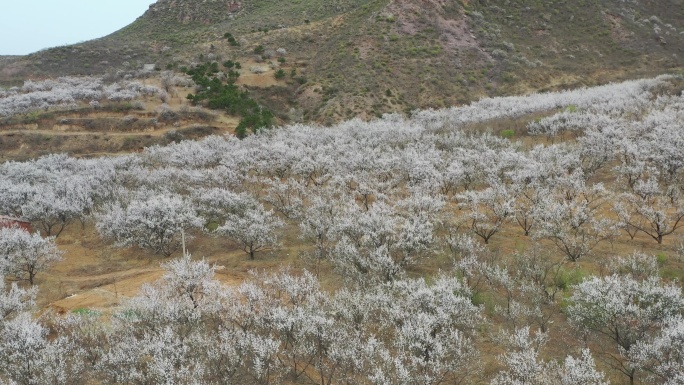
[[183, 62, 273, 139], [223, 32, 239, 46]]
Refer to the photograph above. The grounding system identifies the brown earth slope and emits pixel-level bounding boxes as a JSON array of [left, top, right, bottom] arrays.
[[1, 0, 683, 123]]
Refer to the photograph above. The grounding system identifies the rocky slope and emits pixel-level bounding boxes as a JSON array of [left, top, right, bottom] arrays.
[[1, 0, 683, 123]]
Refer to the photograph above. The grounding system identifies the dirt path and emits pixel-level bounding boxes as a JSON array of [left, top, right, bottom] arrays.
[[45, 260, 249, 314], [36, 227, 253, 315], [0, 128, 173, 137], [0, 116, 239, 138], [47, 267, 165, 314]]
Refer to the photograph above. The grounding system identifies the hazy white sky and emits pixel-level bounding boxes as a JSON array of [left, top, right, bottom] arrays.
[[0, 0, 156, 55]]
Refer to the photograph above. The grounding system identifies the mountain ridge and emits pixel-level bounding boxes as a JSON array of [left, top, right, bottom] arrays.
[[1, 0, 683, 123]]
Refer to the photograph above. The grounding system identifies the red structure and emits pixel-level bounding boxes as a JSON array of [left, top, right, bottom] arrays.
[[0, 216, 32, 232]]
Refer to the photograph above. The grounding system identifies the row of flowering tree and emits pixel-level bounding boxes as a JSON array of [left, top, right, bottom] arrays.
[[0, 75, 181, 117], [0, 77, 682, 272], [2, 250, 682, 384], [1, 74, 684, 383]]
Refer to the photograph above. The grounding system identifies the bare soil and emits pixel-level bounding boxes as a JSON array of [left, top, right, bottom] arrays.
[[35, 222, 307, 314]]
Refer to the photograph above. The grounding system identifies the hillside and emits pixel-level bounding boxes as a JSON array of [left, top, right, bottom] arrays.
[[1, 75, 684, 384], [1, 0, 683, 124]]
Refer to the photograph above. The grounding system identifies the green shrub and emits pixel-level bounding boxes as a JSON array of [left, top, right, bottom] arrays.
[[72, 308, 101, 317], [555, 267, 584, 291], [22, 111, 42, 123], [224, 33, 239, 46], [499, 129, 515, 138], [471, 292, 496, 312], [183, 61, 273, 139], [164, 130, 184, 143]]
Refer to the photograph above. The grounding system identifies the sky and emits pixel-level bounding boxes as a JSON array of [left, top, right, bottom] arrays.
[[0, 0, 156, 55]]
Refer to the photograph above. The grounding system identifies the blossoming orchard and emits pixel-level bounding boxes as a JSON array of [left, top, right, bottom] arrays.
[[1, 74, 684, 384]]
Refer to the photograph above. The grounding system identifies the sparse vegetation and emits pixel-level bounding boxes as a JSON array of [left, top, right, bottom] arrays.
[[1, 0, 681, 123]]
